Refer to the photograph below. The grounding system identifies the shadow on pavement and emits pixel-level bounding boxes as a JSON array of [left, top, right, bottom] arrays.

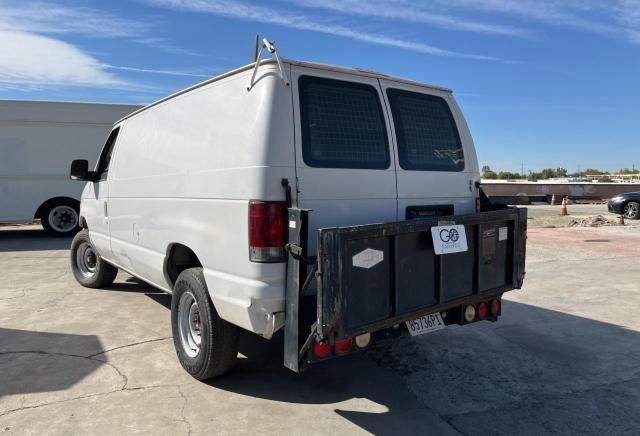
[[210, 330, 450, 435], [0, 228, 71, 252], [206, 300, 640, 436], [0, 328, 104, 397]]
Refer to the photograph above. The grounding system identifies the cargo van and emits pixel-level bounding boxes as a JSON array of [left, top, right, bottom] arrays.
[[0, 100, 141, 235], [70, 41, 526, 379]]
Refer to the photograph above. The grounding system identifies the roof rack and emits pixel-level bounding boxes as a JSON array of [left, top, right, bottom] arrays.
[[247, 37, 289, 91]]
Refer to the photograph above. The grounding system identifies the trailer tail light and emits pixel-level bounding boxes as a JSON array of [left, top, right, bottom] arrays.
[[354, 333, 372, 349], [464, 305, 476, 323], [249, 201, 287, 262], [313, 341, 331, 359], [490, 299, 501, 317], [334, 338, 353, 355], [477, 302, 488, 320]]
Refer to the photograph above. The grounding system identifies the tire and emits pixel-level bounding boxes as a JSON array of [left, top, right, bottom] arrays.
[[70, 230, 118, 288], [623, 201, 640, 220], [41, 199, 80, 236], [171, 267, 239, 380]]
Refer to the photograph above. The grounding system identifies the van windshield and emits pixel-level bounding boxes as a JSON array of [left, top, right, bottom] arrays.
[[387, 89, 464, 172]]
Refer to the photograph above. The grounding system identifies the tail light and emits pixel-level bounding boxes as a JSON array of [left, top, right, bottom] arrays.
[[477, 302, 488, 320], [490, 299, 501, 317], [249, 201, 287, 262], [476, 196, 481, 213], [334, 338, 353, 355], [313, 341, 331, 358]]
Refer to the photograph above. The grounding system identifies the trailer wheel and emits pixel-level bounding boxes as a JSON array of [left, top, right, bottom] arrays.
[[171, 267, 239, 380], [42, 199, 80, 236], [70, 230, 118, 288], [623, 201, 640, 219]]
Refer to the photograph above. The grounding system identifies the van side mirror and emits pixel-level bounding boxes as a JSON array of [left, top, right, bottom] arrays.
[[70, 160, 98, 182]]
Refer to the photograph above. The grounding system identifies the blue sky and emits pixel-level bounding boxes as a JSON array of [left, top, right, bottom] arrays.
[[1, 0, 639, 173]]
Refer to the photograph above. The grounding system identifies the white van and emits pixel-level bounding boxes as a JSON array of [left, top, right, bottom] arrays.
[[70, 45, 520, 380], [0, 100, 141, 235]]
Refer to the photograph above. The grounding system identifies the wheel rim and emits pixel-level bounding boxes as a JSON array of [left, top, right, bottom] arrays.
[[48, 205, 78, 232], [75, 242, 98, 278], [178, 292, 202, 358], [624, 203, 639, 218]]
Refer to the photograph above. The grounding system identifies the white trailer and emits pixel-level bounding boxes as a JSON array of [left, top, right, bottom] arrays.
[[0, 100, 141, 235]]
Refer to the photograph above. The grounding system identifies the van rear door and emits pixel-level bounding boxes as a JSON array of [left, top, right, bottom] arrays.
[[379, 80, 479, 221], [290, 67, 397, 253]]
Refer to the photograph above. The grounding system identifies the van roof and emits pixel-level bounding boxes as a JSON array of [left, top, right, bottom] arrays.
[[116, 58, 453, 124]]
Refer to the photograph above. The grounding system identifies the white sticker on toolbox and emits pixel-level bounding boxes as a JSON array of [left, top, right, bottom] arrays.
[[499, 226, 508, 241], [431, 225, 468, 255], [352, 248, 384, 269], [289, 220, 296, 229]]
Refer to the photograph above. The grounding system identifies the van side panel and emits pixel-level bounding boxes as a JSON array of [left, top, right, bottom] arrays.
[[107, 66, 295, 334]]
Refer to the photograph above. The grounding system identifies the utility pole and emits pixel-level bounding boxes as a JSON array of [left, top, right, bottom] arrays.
[[521, 162, 524, 176]]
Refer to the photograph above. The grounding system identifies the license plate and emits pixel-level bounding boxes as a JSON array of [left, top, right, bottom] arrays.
[[406, 313, 445, 336]]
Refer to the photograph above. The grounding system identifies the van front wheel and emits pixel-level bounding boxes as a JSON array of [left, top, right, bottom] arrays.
[[70, 230, 118, 288], [171, 268, 239, 380]]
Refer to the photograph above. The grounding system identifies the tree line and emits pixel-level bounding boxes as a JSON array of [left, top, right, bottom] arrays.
[[481, 166, 640, 181]]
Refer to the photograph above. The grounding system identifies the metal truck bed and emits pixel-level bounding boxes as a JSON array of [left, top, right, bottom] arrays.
[[284, 208, 527, 372]]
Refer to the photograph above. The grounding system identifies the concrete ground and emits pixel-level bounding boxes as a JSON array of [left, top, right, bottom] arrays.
[[1, 216, 639, 435]]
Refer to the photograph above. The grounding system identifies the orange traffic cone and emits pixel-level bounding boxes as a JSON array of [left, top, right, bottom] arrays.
[[551, 194, 556, 206], [559, 197, 568, 216]]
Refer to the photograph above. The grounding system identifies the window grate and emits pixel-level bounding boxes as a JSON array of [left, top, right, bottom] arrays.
[[387, 89, 464, 172], [300, 76, 390, 169]]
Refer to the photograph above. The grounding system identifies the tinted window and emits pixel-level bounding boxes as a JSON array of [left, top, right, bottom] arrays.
[[96, 127, 120, 178], [299, 76, 390, 169], [387, 89, 464, 171]]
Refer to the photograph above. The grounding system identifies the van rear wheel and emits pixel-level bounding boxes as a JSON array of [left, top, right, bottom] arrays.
[[70, 230, 118, 288], [171, 267, 239, 380]]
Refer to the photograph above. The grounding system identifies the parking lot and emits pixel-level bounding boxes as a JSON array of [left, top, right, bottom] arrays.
[[1, 206, 639, 435]]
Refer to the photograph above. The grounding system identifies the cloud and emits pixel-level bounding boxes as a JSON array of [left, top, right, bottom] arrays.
[[0, 30, 125, 89], [133, 37, 202, 56], [104, 65, 212, 78], [0, 1, 205, 91], [0, 1, 198, 55], [433, 0, 640, 45], [0, 2, 148, 38], [142, 0, 501, 60], [287, 0, 532, 37]]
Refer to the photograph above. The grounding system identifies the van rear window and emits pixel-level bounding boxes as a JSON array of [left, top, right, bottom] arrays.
[[299, 76, 390, 169], [387, 89, 464, 171]]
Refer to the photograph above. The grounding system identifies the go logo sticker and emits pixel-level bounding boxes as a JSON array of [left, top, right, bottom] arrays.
[[431, 225, 468, 255]]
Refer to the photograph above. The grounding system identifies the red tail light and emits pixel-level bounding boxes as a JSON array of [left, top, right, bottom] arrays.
[[476, 197, 481, 213], [313, 342, 331, 358], [249, 201, 287, 262], [490, 299, 501, 317], [477, 302, 488, 320], [334, 338, 353, 355]]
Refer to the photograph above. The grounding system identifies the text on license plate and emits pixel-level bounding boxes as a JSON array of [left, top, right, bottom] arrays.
[[406, 313, 445, 336]]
